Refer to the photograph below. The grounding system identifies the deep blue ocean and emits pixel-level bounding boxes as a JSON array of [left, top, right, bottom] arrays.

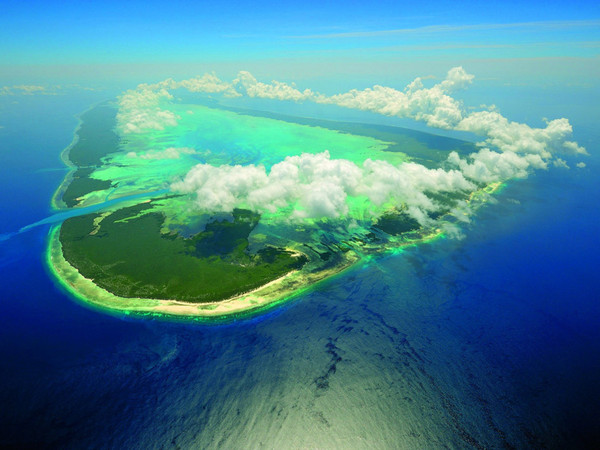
[[0, 92, 598, 448]]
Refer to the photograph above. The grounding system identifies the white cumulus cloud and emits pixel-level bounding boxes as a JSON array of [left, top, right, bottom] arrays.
[[171, 151, 475, 223], [313, 67, 471, 129], [234, 71, 315, 101], [448, 148, 547, 183], [553, 158, 570, 169], [117, 87, 178, 134]]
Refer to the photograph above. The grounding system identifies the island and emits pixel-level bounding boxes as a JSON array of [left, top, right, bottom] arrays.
[[48, 98, 500, 321]]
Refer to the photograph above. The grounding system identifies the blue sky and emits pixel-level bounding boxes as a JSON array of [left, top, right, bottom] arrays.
[[2, 0, 599, 64], [1, 0, 599, 102]]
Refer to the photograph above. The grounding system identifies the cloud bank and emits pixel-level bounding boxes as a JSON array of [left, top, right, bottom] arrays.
[[117, 87, 178, 134], [171, 151, 475, 223], [118, 68, 586, 224], [118, 67, 584, 157], [313, 66, 473, 129], [1, 85, 49, 96]]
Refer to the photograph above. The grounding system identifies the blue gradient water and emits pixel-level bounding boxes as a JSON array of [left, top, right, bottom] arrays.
[[1, 93, 598, 448]]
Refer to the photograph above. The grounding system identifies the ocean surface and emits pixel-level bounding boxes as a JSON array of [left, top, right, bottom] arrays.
[[0, 92, 599, 448]]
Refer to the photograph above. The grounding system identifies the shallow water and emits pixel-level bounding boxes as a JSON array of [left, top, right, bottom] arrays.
[[1, 92, 598, 448]]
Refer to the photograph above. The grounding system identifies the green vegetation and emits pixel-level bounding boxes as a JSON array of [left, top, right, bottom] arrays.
[[60, 203, 307, 303], [373, 211, 421, 236], [68, 104, 120, 166], [62, 104, 118, 206], [62, 168, 113, 207]]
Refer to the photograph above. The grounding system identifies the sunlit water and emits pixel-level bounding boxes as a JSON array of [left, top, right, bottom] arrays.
[[0, 93, 598, 448]]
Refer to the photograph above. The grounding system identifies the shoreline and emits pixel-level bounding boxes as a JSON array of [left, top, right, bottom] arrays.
[[50, 114, 81, 211], [47, 225, 361, 321], [45, 180, 502, 322], [50, 99, 118, 212]]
